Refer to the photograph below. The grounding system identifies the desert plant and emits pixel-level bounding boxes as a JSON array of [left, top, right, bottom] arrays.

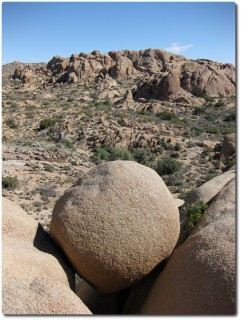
[[156, 111, 178, 121], [224, 111, 236, 122], [156, 157, 182, 175], [91, 146, 110, 165], [39, 118, 58, 130], [132, 148, 155, 167], [109, 147, 133, 161], [214, 101, 225, 108], [2, 176, 19, 190], [185, 201, 208, 232], [193, 106, 206, 115], [60, 139, 75, 149], [44, 164, 54, 172], [5, 118, 18, 129], [38, 185, 57, 201]]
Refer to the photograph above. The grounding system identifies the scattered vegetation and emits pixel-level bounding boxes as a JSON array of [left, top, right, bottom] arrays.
[[5, 118, 18, 129], [156, 157, 182, 176], [2, 176, 19, 190], [60, 139, 75, 149], [39, 118, 58, 130], [185, 201, 208, 232], [44, 164, 55, 172]]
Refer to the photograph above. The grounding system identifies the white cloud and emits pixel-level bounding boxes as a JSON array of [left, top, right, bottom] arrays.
[[164, 43, 194, 54]]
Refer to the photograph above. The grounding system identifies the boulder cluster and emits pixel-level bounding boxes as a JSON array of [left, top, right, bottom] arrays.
[[2, 161, 236, 315], [12, 48, 235, 102]]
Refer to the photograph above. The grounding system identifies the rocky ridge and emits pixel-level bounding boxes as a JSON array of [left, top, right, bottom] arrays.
[[11, 49, 235, 103]]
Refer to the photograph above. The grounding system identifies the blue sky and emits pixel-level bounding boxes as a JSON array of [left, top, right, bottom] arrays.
[[2, 2, 236, 65]]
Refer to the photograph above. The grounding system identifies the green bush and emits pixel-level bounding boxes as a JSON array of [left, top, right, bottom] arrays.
[[38, 185, 57, 201], [2, 176, 19, 190], [91, 146, 110, 165], [185, 202, 208, 232], [214, 101, 225, 108], [224, 111, 236, 122], [109, 147, 133, 161], [193, 106, 206, 115], [163, 172, 182, 186], [156, 111, 178, 121], [5, 118, 18, 129], [60, 139, 74, 149], [200, 94, 215, 102], [156, 157, 182, 175], [44, 164, 54, 172], [39, 118, 58, 130], [132, 148, 155, 167]]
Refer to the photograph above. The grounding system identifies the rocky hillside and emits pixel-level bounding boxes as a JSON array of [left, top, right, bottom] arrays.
[[2, 48, 236, 314], [10, 49, 235, 103], [2, 61, 46, 86]]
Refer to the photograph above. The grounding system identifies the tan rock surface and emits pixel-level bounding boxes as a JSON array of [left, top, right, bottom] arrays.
[[3, 277, 91, 315], [2, 197, 91, 315], [50, 160, 180, 293], [220, 133, 236, 157], [141, 179, 236, 315]]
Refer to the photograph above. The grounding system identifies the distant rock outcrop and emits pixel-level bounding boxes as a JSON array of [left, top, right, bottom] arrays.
[[11, 49, 235, 101], [220, 133, 236, 157], [140, 178, 236, 315], [2, 197, 91, 315], [50, 160, 180, 293]]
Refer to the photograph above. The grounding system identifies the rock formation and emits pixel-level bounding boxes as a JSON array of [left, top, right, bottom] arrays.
[[140, 178, 236, 315], [50, 160, 180, 293], [220, 133, 236, 157], [12, 49, 235, 102], [2, 197, 91, 315]]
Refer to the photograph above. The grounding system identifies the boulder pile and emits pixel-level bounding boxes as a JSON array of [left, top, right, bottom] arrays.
[[12, 49, 235, 102], [2, 162, 236, 315]]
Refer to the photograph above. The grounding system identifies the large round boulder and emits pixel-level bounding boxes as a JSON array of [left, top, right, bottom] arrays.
[[50, 160, 180, 293]]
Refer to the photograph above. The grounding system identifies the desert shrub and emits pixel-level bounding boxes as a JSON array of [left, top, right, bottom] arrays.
[[193, 106, 206, 115], [2, 176, 19, 190], [156, 111, 178, 121], [154, 145, 164, 154], [204, 172, 218, 182], [91, 146, 110, 165], [214, 101, 225, 108], [163, 172, 182, 186], [200, 94, 215, 102], [156, 157, 182, 175], [71, 160, 78, 166], [109, 147, 133, 161], [170, 151, 180, 158], [157, 139, 173, 150], [174, 142, 181, 151], [5, 118, 18, 129], [39, 185, 57, 201], [222, 157, 235, 173], [39, 118, 58, 130], [224, 111, 236, 122], [44, 164, 54, 172], [185, 202, 208, 232], [60, 139, 75, 149], [206, 126, 219, 134], [201, 146, 213, 158], [132, 148, 155, 167]]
